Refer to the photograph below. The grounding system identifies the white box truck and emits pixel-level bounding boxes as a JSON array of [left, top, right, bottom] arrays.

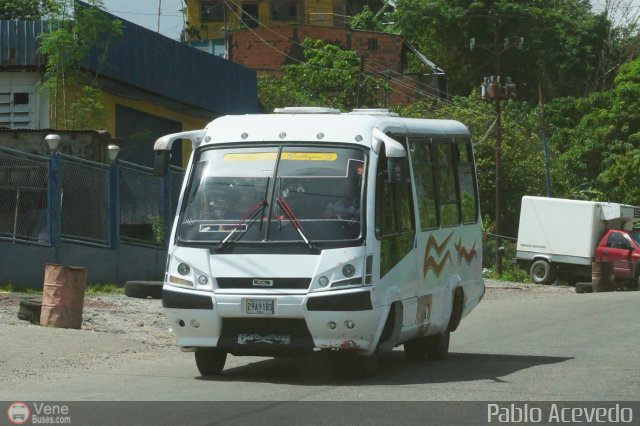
[[516, 196, 640, 285]]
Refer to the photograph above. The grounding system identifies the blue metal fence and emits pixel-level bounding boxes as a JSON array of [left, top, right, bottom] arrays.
[[0, 147, 49, 243], [0, 146, 183, 249]]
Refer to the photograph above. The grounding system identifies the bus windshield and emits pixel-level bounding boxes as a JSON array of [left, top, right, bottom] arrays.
[[178, 145, 366, 245]]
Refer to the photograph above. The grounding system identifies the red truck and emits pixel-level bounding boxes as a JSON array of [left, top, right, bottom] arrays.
[[595, 229, 640, 287], [516, 197, 640, 287]]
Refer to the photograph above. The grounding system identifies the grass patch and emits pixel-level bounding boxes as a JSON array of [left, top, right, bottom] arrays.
[[85, 283, 124, 295], [0, 283, 123, 295], [484, 267, 531, 283], [0, 284, 40, 294]]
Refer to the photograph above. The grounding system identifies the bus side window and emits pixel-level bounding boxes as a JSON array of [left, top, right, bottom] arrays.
[[456, 140, 478, 223], [408, 138, 438, 230], [375, 139, 416, 277], [434, 140, 461, 227]]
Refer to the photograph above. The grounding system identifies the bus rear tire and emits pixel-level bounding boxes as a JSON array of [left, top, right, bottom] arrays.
[[425, 330, 450, 361], [195, 348, 227, 376]]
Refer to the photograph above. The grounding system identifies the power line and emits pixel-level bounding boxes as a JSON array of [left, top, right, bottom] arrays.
[[221, 0, 498, 120]]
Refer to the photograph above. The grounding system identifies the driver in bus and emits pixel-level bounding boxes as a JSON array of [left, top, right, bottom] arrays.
[[323, 185, 359, 219]]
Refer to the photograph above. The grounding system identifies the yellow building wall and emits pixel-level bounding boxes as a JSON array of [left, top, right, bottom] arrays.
[[304, 0, 335, 27], [102, 91, 209, 167], [185, 0, 336, 41]]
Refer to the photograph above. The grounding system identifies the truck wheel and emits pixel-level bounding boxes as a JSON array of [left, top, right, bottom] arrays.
[[195, 348, 227, 376], [529, 260, 555, 284], [425, 330, 450, 361]]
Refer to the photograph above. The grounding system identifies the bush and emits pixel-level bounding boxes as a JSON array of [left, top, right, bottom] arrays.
[[483, 238, 531, 283]]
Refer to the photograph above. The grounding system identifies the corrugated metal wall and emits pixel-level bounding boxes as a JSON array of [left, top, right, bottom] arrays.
[[87, 19, 257, 115], [0, 12, 257, 115], [0, 20, 48, 67]]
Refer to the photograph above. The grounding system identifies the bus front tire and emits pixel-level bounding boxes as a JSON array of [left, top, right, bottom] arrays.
[[195, 348, 227, 376], [425, 330, 450, 361], [403, 338, 428, 361]]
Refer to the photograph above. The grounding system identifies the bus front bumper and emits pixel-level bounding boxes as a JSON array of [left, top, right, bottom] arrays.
[[162, 286, 381, 355]]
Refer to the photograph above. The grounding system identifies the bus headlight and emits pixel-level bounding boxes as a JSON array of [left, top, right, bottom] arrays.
[[318, 276, 329, 287], [177, 263, 191, 276], [198, 275, 209, 286], [342, 264, 356, 277]]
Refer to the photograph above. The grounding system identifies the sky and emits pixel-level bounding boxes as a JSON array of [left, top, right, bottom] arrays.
[[97, 0, 639, 42], [101, 0, 185, 41]]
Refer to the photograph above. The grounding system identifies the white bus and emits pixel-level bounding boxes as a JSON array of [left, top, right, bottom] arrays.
[[154, 107, 484, 377]]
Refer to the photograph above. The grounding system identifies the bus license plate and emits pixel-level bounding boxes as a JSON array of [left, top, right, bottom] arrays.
[[245, 298, 274, 315]]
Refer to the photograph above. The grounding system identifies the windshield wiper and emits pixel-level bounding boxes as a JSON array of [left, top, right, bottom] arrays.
[[214, 198, 267, 251], [277, 196, 316, 250]]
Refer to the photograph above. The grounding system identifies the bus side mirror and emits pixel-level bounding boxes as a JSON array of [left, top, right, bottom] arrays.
[[154, 150, 170, 177], [372, 128, 406, 158], [153, 129, 207, 176]]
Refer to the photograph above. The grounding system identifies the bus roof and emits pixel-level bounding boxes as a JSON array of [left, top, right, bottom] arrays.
[[202, 109, 470, 148]]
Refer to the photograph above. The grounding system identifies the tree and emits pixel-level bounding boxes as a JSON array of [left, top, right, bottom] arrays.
[[37, 0, 121, 130], [258, 39, 387, 112], [0, 0, 57, 19], [349, 5, 388, 32], [546, 56, 640, 204], [390, 0, 614, 103]]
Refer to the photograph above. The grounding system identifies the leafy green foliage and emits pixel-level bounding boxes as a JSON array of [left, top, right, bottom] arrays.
[[545, 56, 640, 204], [483, 239, 531, 282], [0, 0, 58, 19], [148, 214, 166, 245], [390, 0, 613, 102], [37, 0, 121, 130], [258, 38, 387, 112], [349, 6, 387, 32]]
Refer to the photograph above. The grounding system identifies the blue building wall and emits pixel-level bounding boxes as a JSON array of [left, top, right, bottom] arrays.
[[0, 7, 257, 116]]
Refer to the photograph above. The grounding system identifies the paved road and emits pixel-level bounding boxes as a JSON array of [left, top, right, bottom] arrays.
[[2, 287, 639, 403]]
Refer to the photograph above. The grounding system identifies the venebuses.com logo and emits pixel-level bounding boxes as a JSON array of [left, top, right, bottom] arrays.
[[7, 402, 30, 425], [6, 402, 71, 425]]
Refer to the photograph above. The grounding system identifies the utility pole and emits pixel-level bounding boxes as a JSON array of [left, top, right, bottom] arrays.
[[472, 20, 520, 275], [157, 0, 162, 33], [538, 83, 552, 197]]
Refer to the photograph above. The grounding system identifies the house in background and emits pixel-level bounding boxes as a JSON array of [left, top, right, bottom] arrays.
[[0, 7, 257, 167], [182, 0, 447, 106]]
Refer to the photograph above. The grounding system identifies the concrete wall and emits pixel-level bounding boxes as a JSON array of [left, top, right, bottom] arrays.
[[0, 129, 114, 162], [0, 239, 165, 289]]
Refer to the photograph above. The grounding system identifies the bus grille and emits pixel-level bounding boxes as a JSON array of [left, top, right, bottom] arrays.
[[216, 277, 311, 289]]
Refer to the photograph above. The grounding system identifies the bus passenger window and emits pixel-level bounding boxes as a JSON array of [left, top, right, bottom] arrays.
[[375, 142, 415, 277], [456, 141, 478, 223], [434, 142, 461, 227], [408, 139, 437, 230]]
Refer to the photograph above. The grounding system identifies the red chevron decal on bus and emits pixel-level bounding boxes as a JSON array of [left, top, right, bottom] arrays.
[[423, 233, 454, 277], [455, 238, 477, 264]]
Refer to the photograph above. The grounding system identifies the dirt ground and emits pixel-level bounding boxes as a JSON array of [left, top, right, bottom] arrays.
[[0, 279, 576, 346], [0, 280, 577, 387]]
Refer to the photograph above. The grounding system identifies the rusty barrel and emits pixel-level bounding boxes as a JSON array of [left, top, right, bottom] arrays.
[[40, 263, 86, 329], [591, 261, 614, 293]]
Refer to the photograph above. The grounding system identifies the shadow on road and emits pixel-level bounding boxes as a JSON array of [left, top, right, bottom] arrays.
[[195, 350, 573, 386]]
